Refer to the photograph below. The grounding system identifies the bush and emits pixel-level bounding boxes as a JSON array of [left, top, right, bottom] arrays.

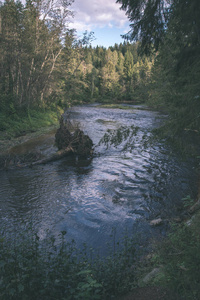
[[0, 228, 137, 300], [154, 214, 200, 299]]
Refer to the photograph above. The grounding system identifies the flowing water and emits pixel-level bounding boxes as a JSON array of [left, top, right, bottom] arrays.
[[0, 105, 198, 254]]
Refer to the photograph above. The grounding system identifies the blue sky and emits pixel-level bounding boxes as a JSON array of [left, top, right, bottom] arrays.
[[69, 0, 130, 48]]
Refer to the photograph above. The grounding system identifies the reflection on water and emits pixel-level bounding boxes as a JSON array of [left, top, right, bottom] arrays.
[[0, 105, 198, 253]]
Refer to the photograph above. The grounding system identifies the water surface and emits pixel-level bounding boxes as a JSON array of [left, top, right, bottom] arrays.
[[0, 105, 197, 253]]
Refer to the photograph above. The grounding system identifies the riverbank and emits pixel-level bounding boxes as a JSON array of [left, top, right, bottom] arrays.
[[0, 124, 59, 169], [0, 107, 62, 152], [0, 125, 58, 153], [0, 107, 62, 168], [119, 195, 200, 300]]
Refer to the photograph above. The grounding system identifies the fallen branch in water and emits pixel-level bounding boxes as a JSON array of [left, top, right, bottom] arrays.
[[30, 146, 74, 166], [0, 146, 74, 169], [1, 116, 94, 169]]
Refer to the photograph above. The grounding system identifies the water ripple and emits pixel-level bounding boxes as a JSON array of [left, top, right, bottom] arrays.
[[0, 105, 198, 252]]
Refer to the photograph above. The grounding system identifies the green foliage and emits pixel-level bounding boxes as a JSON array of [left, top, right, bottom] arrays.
[[0, 108, 60, 139], [148, 27, 200, 132], [182, 195, 195, 208], [0, 0, 73, 110], [0, 228, 137, 300], [116, 0, 169, 54], [75, 270, 102, 300], [62, 40, 153, 104], [99, 125, 139, 150], [0, 0, 153, 123], [153, 214, 200, 299], [117, 0, 200, 135], [97, 104, 135, 109]]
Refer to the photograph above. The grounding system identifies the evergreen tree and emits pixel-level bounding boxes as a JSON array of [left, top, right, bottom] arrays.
[[116, 0, 170, 53], [118, 0, 200, 131]]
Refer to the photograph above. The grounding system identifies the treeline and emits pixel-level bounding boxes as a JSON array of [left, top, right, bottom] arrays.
[[0, 0, 152, 123], [64, 42, 153, 104], [1, 0, 200, 136]]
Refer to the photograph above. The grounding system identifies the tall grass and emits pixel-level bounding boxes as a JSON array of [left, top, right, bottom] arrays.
[[0, 107, 62, 140]]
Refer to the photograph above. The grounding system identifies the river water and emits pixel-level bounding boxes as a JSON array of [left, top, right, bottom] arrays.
[[0, 105, 198, 254]]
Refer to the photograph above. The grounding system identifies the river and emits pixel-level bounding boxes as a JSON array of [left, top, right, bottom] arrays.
[[0, 104, 198, 255]]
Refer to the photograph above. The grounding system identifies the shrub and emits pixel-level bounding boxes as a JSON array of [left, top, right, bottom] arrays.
[[155, 214, 200, 299], [0, 227, 137, 299]]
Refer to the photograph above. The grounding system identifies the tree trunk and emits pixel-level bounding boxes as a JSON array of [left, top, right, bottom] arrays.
[[30, 146, 74, 166]]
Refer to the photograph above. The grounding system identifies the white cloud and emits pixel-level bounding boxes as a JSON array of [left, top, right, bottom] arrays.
[[67, 0, 130, 47], [70, 21, 92, 32], [70, 0, 128, 29]]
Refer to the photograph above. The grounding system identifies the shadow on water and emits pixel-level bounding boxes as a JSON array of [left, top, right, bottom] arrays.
[[0, 104, 198, 256]]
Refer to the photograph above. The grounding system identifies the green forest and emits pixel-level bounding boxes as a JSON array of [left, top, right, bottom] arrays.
[[1, 0, 200, 299], [1, 0, 200, 138], [0, 0, 153, 136]]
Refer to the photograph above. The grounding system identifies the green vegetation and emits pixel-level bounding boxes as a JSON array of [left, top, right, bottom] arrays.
[[113, 2, 200, 298], [0, 0, 153, 139], [1, 0, 200, 138], [149, 212, 200, 300], [1, 210, 200, 300], [0, 228, 136, 300], [0, 108, 61, 139], [118, 0, 200, 134], [99, 125, 140, 150], [97, 104, 135, 109], [1, 0, 200, 299]]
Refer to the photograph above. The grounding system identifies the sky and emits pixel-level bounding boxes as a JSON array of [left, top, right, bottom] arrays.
[[68, 0, 130, 48]]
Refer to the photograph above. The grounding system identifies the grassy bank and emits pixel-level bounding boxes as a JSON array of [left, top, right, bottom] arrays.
[[96, 104, 137, 110], [0, 107, 63, 155], [0, 107, 62, 141]]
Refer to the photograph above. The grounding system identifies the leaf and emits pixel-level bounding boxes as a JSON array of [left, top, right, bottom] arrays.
[[77, 269, 92, 276], [9, 288, 16, 296], [18, 283, 24, 293], [0, 260, 6, 268]]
